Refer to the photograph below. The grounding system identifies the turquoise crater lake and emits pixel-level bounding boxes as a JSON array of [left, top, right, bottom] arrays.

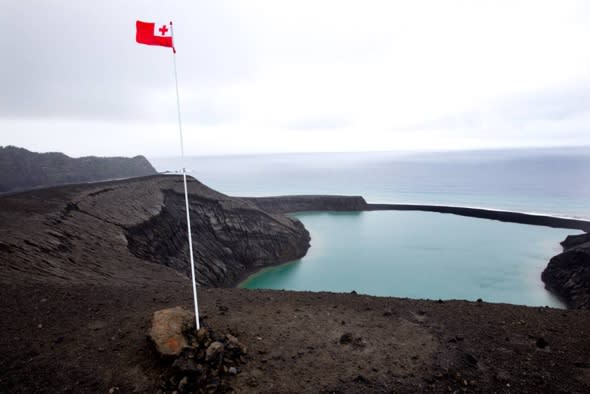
[[240, 211, 579, 308]]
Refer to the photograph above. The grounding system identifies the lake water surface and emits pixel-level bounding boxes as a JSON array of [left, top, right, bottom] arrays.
[[240, 211, 579, 307]]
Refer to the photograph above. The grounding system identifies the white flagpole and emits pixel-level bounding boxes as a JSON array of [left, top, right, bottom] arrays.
[[169, 21, 200, 330]]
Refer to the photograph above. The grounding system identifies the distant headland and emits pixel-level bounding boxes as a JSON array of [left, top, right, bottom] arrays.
[[0, 145, 156, 193]]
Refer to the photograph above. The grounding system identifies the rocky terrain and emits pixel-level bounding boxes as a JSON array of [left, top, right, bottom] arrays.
[[0, 175, 309, 288], [542, 233, 590, 309], [1, 175, 590, 392], [0, 146, 157, 193]]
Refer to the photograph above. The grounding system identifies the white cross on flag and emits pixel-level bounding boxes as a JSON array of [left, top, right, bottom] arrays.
[[154, 23, 172, 37]]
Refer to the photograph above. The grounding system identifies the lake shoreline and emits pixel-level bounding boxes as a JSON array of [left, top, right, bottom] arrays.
[[239, 197, 590, 301]]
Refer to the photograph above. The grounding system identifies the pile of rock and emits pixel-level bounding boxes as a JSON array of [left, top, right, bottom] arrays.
[[148, 307, 248, 393]]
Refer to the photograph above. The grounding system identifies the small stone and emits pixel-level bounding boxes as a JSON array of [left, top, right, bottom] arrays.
[[476, 298, 483, 303], [178, 376, 188, 392], [228, 367, 238, 375], [196, 327, 209, 344], [350, 290, 357, 295], [108, 387, 119, 394], [339, 333, 353, 345], [88, 320, 107, 331], [536, 337, 549, 349], [383, 311, 392, 316], [37, 324, 43, 329], [464, 352, 478, 367], [172, 356, 200, 373], [206, 341, 224, 361], [496, 370, 510, 381], [353, 374, 368, 383], [226, 334, 247, 354]]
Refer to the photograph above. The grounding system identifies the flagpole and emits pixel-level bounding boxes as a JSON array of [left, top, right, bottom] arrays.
[[169, 21, 200, 331]]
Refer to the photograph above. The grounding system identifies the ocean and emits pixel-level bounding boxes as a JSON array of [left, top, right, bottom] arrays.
[[150, 147, 590, 307]]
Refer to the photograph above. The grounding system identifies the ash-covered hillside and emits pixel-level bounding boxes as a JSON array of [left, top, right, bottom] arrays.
[[0, 146, 157, 192]]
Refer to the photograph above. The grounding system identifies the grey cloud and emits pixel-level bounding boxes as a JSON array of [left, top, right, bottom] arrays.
[[404, 83, 590, 132], [0, 1, 252, 123], [498, 85, 590, 123], [286, 117, 350, 131]]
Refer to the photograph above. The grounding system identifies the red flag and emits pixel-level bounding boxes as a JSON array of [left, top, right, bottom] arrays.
[[136, 20, 175, 53]]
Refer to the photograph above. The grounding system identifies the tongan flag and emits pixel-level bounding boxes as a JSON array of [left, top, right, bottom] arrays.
[[136, 20, 175, 52]]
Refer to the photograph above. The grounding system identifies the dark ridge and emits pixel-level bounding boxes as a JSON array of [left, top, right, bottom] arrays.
[[244, 195, 368, 213], [0, 145, 157, 193]]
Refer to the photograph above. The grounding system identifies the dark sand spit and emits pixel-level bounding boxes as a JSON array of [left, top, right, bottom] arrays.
[[1, 175, 590, 392], [246, 195, 590, 232]]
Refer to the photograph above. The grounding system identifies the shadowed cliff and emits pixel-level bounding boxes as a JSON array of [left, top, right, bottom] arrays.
[[0, 146, 157, 193], [542, 233, 590, 309]]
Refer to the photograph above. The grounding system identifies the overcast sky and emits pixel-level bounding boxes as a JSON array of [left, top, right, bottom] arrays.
[[1, 1, 589, 157]]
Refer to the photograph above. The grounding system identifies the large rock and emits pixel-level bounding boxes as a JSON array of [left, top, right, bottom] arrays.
[[542, 233, 590, 309], [149, 307, 195, 357], [561, 233, 590, 250]]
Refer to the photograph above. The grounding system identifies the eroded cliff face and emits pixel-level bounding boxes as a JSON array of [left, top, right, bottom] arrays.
[[126, 189, 310, 287], [0, 175, 310, 287], [542, 232, 590, 309]]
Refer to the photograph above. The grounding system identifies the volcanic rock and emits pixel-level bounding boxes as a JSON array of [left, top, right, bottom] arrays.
[[542, 232, 590, 309], [205, 341, 224, 361], [149, 307, 195, 357]]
